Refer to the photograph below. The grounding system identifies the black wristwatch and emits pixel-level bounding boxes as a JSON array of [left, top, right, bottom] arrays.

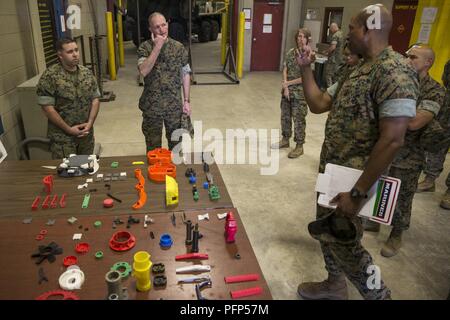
[[350, 187, 367, 199]]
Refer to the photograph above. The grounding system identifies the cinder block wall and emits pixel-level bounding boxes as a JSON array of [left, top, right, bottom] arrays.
[[0, 0, 108, 160], [0, 0, 38, 160]]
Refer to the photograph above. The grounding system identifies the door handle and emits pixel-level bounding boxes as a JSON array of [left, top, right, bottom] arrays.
[[253, 38, 256, 41]]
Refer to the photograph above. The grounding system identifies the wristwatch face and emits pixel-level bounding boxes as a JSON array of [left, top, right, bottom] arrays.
[[351, 187, 367, 199], [350, 188, 361, 198]]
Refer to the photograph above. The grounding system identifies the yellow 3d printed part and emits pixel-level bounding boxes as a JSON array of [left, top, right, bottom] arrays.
[[132, 251, 152, 292], [166, 175, 179, 206]]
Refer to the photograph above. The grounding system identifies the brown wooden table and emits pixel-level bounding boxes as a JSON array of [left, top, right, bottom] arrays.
[[0, 208, 272, 300], [0, 154, 272, 300], [0, 155, 233, 219]]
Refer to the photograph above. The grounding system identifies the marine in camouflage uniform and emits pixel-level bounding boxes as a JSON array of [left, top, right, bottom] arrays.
[[137, 37, 190, 152], [384, 71, 444, 256], [419, 60, 450, 200], [280, 48, 308, 147], [325, 26, 344, 87], [36, 63, 100, 159], [295, 13, 419, 296], [315, 46, 417, 299]]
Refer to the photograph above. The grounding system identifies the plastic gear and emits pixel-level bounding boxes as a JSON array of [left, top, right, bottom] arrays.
[[109, 231, 136, 251], [111, 262, 132, 278], [36, 290, 79, 300]]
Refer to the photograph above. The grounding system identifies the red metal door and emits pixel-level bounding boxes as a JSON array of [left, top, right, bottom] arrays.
[[389, 0, 418, 54], [251, 0, 284, 71]]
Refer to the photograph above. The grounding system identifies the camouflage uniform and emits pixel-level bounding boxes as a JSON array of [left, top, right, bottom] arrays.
[[137, 38, 190, 152], [36, 63, 100, 159], [325, 30, 344, 87], [317, 47, 418, 299], [423, 60, 450, 187], [280, 48, 308, 144], [389, 74, 444, 230]]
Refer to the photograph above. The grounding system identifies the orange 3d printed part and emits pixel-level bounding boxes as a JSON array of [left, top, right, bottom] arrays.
[[147, 148, 172, 165], [148, 163, 176, 182], [132, 169, 147, 210]]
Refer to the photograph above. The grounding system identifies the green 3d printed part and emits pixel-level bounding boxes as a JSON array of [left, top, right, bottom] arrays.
[[208, 185, 220, 201], [82, 193, 91, 208], [111, 262, 132, 278]]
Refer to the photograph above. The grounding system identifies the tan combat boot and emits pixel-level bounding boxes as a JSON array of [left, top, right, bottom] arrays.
[[297, 274, 348, 300], [439, 189, 450, 210], [288, 144, 304, 158], [380, 229, 403, 258], [271, 137, 290, 149], [416, 176, 436, 192]]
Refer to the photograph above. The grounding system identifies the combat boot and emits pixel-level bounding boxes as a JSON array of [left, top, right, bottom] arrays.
[[439, 189, 450, 210], [288, 144, 304, 158], [380, 228, 403, 257], [271, 137, 290, 149], [297, 274, 348, 300], [416, 176, 436, 192]]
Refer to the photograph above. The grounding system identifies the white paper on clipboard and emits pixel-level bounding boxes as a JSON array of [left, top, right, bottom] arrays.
[[315, 163, 401, 225], [0, 140, 7, 164]]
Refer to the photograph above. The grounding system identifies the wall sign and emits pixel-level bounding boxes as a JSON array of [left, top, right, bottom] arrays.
[[306, 8, 319, 20]]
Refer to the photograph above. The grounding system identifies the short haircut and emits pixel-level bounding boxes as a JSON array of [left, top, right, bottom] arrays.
[[148, 12, 166, 26], [56, 38, 76, 51]]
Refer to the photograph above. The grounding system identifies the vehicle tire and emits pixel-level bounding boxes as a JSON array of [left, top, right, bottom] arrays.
[[198, 20, 211, 43], [169, 22, 186, 43], [210, 20, 219, 41]]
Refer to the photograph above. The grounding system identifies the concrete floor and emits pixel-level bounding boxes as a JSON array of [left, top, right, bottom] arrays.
[[95, 40, 450, 300]]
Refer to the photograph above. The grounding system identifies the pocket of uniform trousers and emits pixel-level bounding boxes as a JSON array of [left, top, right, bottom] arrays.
[[419, 119, 450, 153], [181, 113, 194, 139]]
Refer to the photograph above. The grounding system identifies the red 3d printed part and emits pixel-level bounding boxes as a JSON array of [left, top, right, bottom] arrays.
[[42, 195, 51, 209], [63, 256, 78, 267], [225, 274, 259, 283], [42, 175, 53, 194], [225, 212, 237, 243], [175, 253, 209, 261], [50, 195, 58, 208], [148, 162, 176, 182], [147, 148, 172, 165], [109, 231, 136, 251], [103, 198, 114, 208], [230, 286, 263, 299], [36, 290, 79, 300], [75, 242, 90, 254], [59, 193, 67, 208], [132, 169, 147, 210], [31, 196, 40, 211]]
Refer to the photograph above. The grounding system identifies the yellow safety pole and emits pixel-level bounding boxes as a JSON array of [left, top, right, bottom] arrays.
[[117, 0, 125, 67], [236, 11, 245, 79], [106, 12, 116, 80], [221, 12, 228, 66]]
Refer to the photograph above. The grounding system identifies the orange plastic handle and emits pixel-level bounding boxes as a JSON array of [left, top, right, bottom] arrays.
[[132, 188, 147, 210], [134, 169, 145, 187], [132, 169, 147, 209]]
